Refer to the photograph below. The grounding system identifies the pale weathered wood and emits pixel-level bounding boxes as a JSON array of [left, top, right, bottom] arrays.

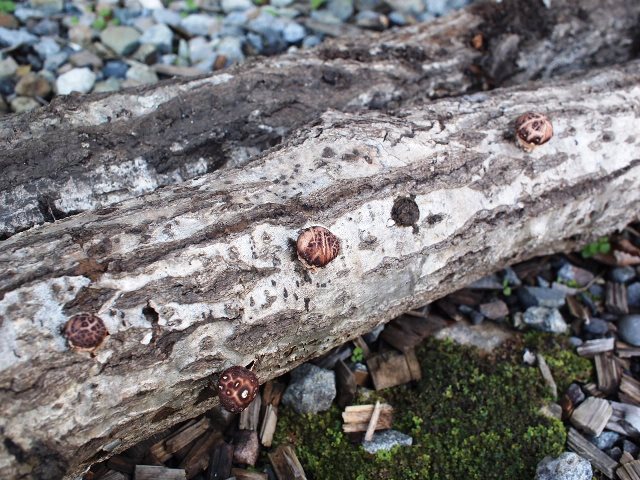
[[335, 359, 357, 409], [595, 353, 621, 395], [239, 396, 262, 432], [230, 468, 268, 480], [342, 403, 394, 434], [606, 282, 629, 315], [570, 397, 612, 437], [165, 418, 211, 458], [379, 314, 447, 352], [368, 350, 421, 390], [179, 430, 223, 479], [134, 465, 186, 480], [577, 338, 615, 357], [2, 61, 640, 479], [620, 373, 640, 406], [567, 428, 618, 479], [259, 405, 278, 448], [537, 354, 557, 400], [269, 445, 307, 480], [617, 460, 640, 480], [364, 401, 382, 442], [2, 0, 638, 240], [618, 348, 640, 359]]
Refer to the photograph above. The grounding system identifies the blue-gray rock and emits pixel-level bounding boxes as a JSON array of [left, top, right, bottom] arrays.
[[535, 452, 592, 480], [388, 0, 423, 14], [44, 51, 68, 71], [468, 274, 503, 290], [557, 263, 595, 286], [139, 24, 173, 53], [302, 35, 322, 48], [55, 67, 96, 95], [0, 56, 18, 79], [100, 26, 141, 56], [271, 0, 295, 6], [0, 78, 14, 96], [215, 36, 245, 63], [0, 27, 38, 48], [588, 284, 605, 299], [523, 307, 568, 334], [310, 9, 343, 25], [282, 363, 336, 414], [93, 77, 121, 93], [569, 336, 583, 347], [10, 96, 40, 113], [588, 431, 621, 450], [362, 430, 413, 454], [30, 18, 59, 36], [388, 11, 408, 25], [628, 282, 640, 308], [283, 22, 306, 43], [189, 36, 214, 63], [355, 10, 388, 30], [103, 60, 129, 79], [618, 315, 640, 346], [356, 0, 385, 10], [152, 8, 182, 27], [501, 267, 521, 286], [583, 318, 609, 336], [246, 32, 263, 52], [608, 446, 622, 461], [623, 440, 639, 457], [125, 62, 159, 84], [34, 37, 60, 59], [611, 266, 636, 284], [327, 0, 354, 21], [518, 286, 566, 309], [221, 0, 254, 12], [30, 0, 64, 14], [248, 12, 287, 54], [565, 383, 585, 406], [113, 8, 142, 26], [180, 14, 220, 37], [224, 11, 248, 26], [13, 7, 44, 23]]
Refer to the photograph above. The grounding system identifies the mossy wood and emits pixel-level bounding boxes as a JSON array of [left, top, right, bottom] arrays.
[[1, 0, 639, 239], [1, 60, 639, 478]]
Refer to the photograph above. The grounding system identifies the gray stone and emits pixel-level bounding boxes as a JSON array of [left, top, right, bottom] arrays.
[[628, 282, 640, 307], [125, 62, 159, 84], [139, 24, 173, 53], [535, 452, 592, 480], [558, 263, 595, 286], [310, 9, 343, 25], [221, 0, 254, 12], [132, 43, 159, 64], [224, 11, 248, 26], [282, 363, 336, 414], [623, 440, 639, 457], [518, 286, 566, 308], [388, 11, 409, 25], [189, 36, 214, 63], [44, 51, 68, 71], [55, 67, 96, 94], [355, 10, 388, 30], [30, 0, 64, 13], [523, 307, 568, 334], [302, 35, 322, 49], [588, 430, 621, 450], [611, 266, 636, 283], [180, 14, 220, 36], [152, 8, 182, 27], [362, 430, 412, 454], [15, 72, 51, 97], [215, 36, 245, 63], [618, 315, 640, 346], [70, 50, 103, 69], [327, 0, 354, 21], [93, 77, 121, 93], [271, 0, 294, 6], [387, 0, 424, 14], [13, 7, 44, 23], [0, 56, 18, 79], [31, 18, 59, 36], [283, 22, 306, 43], [100, 26, 141, 56], [583, 318, 609, 336], [468, 274, 503, 290], [0, 27, 38, 48], [434, 321, 513, 353], [356, 0, 385, 10], [10, 96, 40, 113], [33, 37, 60, 59]]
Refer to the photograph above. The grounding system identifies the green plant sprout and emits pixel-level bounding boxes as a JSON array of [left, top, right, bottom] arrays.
[[502, 278, 512, 296], [351, 346, 364, 363], [0, 0, 16, 13], [581, 237, 611, 258]]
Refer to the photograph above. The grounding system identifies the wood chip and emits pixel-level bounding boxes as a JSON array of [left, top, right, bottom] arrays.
[[595, 353, 621, 394], [539, 403, 563, 420], [570, 397, 612, 436], [342, 403, 394, 433], [582, 383, 607, 398], [230, 468, 268, 480], [179, 430, 223, 479], [618, 347, 640, 358], [606, 282, 629, 314], [606, 401, 640, 437], [567, 428, 617, 479], [101, 471, 128, 480], [617, 460, 640, 480], [567, 295, 590, 321], [153, 64, 204, 78], [537, 354, 557, 399], [269, 445, 307, 480], [435, 298, 465, 322], [367, 349, 421, 390], [335, 359, 357, 408], [206, 443, 234, 480], [379, 314, 446, 353], [259, 404, 278, 448], [134, 465, 187, 480], [106, 455, 136, 475], [364, 401, 382, 442], [239, 395, 262, 431], [576, 338, 615, 357], [262, 380, 286, 407], [620, 373, 640, 406]]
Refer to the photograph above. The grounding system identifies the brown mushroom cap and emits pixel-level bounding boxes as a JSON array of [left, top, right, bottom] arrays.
[[515, 112, 553, 152], [296, 226, 340, 269], [63, 313, 109, 353], [217, 366, 259, 413]]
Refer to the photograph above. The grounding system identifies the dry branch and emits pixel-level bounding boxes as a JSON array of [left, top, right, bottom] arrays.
[[1, 0, 639, 238], [1, 60, 640, 479]]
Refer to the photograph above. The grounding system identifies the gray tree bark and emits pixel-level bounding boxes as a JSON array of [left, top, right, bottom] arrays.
[[1, 59, 639, 479], [1, 0, 639, 239]]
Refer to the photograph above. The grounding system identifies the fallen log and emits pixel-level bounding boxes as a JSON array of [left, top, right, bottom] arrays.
[[1, 0, 639, 238], [1, 59, 639, 479]]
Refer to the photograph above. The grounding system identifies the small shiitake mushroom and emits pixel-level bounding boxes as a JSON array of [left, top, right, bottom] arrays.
[[217, 366, 259, 413], [515, 112, 553, 152], [296, 226, 340, 269], [63, 313, 109, 354]]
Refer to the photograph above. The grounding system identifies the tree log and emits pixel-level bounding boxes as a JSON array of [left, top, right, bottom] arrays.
[[1, 59, 639, 479], [1, 0, 639, 239]]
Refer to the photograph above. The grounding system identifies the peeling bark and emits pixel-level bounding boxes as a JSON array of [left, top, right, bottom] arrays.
[[1, 0, 639, 238], [1, 60, 639, 479]]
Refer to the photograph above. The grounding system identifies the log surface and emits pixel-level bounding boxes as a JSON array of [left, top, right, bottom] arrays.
[[1, 0, 639, 238], [1, 60, 639, 479]]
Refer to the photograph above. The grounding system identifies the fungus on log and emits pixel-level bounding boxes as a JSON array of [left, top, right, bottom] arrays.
[[0, 0, 639, 238], [1, 60, 640, 479]]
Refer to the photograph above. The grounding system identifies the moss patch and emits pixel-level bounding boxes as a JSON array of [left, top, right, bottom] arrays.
[[273, 336, 584, 480]]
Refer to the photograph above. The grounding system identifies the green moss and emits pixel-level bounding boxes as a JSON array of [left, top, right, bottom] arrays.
[[273, 337, 572, 479]]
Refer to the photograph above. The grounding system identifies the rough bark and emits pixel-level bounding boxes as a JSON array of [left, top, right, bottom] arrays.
[[1, 60, 640, 479], [1, 0, 639, 239]]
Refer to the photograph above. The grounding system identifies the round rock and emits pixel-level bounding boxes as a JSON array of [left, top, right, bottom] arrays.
[[282, 363, 336, 414], [535, 452, 592, 480], [55, 67, 96, 95], [618, 315, 640, 346]]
